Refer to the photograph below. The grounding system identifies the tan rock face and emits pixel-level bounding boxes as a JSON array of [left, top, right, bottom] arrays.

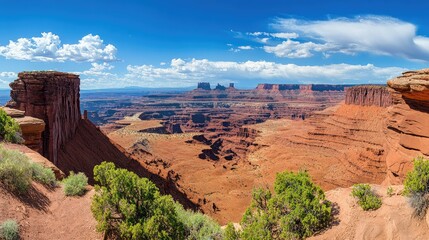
[[345, 85, 393, 107], [6, 72, 81, 164], [1, 107, 45, 152]]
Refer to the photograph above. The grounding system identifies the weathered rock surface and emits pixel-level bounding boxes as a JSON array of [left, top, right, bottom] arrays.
[[1, 107, 45, 152], [6, 72, 81, 164], [383, 69, 429, 182], [345, 85, 393, 107]]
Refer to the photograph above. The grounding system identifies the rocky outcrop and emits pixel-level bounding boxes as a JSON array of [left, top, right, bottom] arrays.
[[197, 82, 211, 90], [256, 84, 300, 91], [387, 69, 429, 111], [6, 72, 81, 164], [345, 85, 393, 107], [383, 69, 429, 181], [255, 84, 352, 92], [2, 107, 45, 152]]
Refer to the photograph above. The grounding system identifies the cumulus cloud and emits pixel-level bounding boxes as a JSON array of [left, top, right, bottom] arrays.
[[123, 58, 406, 87], [266, 15, 429, 61], [0, 32, 117, 62], [0, 71, 17, 88]]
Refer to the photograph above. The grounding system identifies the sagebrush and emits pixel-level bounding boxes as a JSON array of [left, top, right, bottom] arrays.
[[0, 145, 57, 193], [62, 172, 88, 196], [351, 184, 382, 211], [0, 219, 19, 240]]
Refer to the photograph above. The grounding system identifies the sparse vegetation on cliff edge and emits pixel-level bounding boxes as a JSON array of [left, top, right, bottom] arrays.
[[0, 145, 57, 193], [0, 109, 23, 144], [404, 156, 429, 218]]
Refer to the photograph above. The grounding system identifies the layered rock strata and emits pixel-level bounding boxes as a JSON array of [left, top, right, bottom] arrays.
[[2, 107, 45, 152], [345, 85, 393, 107], [384, 69, 429, 181], [6, 72, 81, 164]]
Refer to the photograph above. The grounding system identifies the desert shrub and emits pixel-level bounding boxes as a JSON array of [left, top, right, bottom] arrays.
[[91, 162, 184, 240], [0, 145, 33, 193], [31, 163, 56, 187], [404, 157, 429, 218], [175, 204, 223, 240], [224, 223, 239, 240], [62, 172, 88, 196], [351, 184, 382, 211], [241, 171, 332, 240], [0, 109, 23, 144], [386, 186, 394, 197], [0, 219, 19, 240]]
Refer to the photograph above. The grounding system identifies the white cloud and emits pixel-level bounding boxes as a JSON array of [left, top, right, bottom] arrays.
[[264, 39, 333, 58], [0, 32, 117, 62], [238, 46, 253, 50], [0, 71, 17, 88], [123, 58, 406, 87], [267, 15, 429, 61]]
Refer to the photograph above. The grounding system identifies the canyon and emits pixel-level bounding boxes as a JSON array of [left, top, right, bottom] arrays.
[[2, 69, 429, 237]]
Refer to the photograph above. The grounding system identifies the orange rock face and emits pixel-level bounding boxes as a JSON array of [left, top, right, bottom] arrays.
[[384, 69, 429, 182], [6, 72, 81, 164]]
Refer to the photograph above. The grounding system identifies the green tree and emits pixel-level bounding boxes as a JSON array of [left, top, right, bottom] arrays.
[[404, 157, 429, 218], [241, 171, 332, 240], [91, 162, 184, 240]]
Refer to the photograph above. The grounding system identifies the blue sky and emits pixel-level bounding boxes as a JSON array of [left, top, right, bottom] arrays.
[[0, 0, 428, 89]]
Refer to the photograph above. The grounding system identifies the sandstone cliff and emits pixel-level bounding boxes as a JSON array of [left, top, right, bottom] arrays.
[[384, 69, 429, 182], [345, 85, 393, 107], [6, 72, 81, 164]]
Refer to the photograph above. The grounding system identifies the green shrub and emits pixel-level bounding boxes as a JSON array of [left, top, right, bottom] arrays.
[[351, 184, 382, 211], [91, 162, 184, 239], [404, 157, 429, 218], [175, 204, 222, 240], [62, 172, 88, 196], [386, 186, 394, 197], [0, 109, 23, 144], [31, 163, 57, 187], [224, 223, 239, 240], [0, 145, 33, 193], [241, 171, 332, 240], [0, 219, 19, 240]]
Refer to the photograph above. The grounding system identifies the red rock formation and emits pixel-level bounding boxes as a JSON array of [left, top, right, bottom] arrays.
[[2, 107, 45, 152], [6, 72, 81, 164], [345, 85, 393, 107], [384, 69, 429, 182]]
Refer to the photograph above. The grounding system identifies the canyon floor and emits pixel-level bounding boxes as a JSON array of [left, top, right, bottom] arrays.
[[106, 102, 391, 224]]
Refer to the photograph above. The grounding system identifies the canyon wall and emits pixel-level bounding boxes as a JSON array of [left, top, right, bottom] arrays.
[[6, 72, 81, 164], [255, 84, 352, 92], [384, 69, 429, 181], [345, 85, 393, 107]]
